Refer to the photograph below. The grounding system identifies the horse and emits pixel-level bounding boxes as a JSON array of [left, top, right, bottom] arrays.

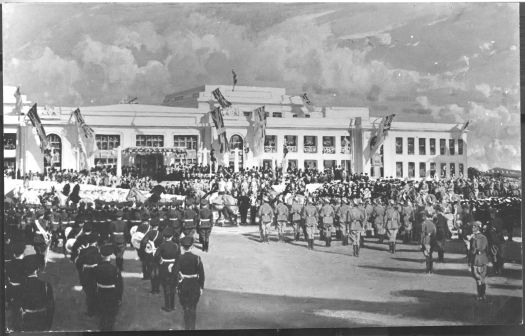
[[126, 187, 149, 204]]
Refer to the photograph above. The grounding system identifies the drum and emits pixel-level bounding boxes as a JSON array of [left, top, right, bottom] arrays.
[[131, 231, 145, 249], [64, 227, 73, 239]]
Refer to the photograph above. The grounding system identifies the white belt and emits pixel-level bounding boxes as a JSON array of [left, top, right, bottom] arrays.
[[9, 281, 21, 286], [161, 258, 175, 263], [21, 307, 46, 314], [184, 219, 194, 222], [179, 272, 198, 279], [130, 220, 141, 223], [83, 263, 97, 269], [114, 232, 124, 235], [52, 221, 60, 225], [169, 218, 178, 220], [200, 219, 210, 222], [68, 221, 75, 224], [97, 283, 115, 288]]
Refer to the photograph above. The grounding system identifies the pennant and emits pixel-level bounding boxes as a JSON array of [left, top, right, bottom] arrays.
[[212, 88, 232, 108], [14, 86, 23, 114], [210, 107, 229, 153], [27, 103, 48, 153], [301, 93, 312, 105], [232, 70, 238, 92], [461, 120, 470, 132]]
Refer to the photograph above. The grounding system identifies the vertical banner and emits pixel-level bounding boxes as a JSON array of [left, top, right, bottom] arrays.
[[26, 103, 48, 153], [212, 88, 232, 108], [210, 107, 229, 153], [71, 108, 98, 169]]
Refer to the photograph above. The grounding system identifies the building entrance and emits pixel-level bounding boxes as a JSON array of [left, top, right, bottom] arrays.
[[136, 153, 164, 177]]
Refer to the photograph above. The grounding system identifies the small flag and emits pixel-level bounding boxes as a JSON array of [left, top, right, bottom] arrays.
[[27, 103, 48, 153], [210, 107, 229, 153], [212, 88, 232, 108], [461, 120, 470, 132], [232, 70, 238, 92], [301, 93, 312, 105], [382, 114, 395, 134], [14, 86, 23, 114]]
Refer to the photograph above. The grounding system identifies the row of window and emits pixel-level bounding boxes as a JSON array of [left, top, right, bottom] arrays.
[[94, 135, 199, 150], [262, 159, 352, 170], [395, 137, 464, 156], [264, 135, 351, 154], [395, 162, 464, 178]]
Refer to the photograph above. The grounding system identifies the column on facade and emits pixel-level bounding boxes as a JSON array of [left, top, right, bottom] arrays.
[[116, 146, 122, 177], [233, 148, 239, 172]]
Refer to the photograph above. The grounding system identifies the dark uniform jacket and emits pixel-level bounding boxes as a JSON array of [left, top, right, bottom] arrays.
[[6, 257, 25, 302], [110, 219, 127, 244], [175, 251, 205, 306], [198, 208, 213, 229], [182, 209, 198, 229], [94, 260, 123, 304], [18, 275, 54, 328], [434, 213, 451, 241]]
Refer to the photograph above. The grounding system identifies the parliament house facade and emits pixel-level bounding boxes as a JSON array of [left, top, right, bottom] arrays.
[[4, 84, 468, 180]]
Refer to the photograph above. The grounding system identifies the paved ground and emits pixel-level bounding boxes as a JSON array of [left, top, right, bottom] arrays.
[[17, 226, 523, 331]]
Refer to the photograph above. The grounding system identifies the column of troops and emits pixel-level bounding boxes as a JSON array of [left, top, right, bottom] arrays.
[[5, 197, 211, 331]]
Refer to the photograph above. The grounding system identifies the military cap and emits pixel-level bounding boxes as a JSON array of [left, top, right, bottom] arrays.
[[23, 254, 42, 275], [163, 227, 174, 237], [100, 244, 114, 257], [83, 222, 93, 232], [185, 198, 194, 207], [472, 221, 482, 230], [200, 199, 209, 206], [115, 210, 124, 218], [180, 236, 194, 248], [12, 241, 26, 256]]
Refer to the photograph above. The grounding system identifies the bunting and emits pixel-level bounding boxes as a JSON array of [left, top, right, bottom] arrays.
[[212, 88, 232, 108], [210, 107, 229, 153], [232, 70, 238, 92], [27, 103, 48, 153]]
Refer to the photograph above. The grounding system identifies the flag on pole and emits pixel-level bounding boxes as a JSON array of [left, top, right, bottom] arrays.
[[461, 120, 470, 132], [246, 106, 266, 157], [369, 114, 396, 157], [210, 107, 229, 153], [71, 108, 97, 168], [212, 88, 232, 108], [14, 86, 23, 114], [27, 103, 49, 153], [232, 70, 238, 91], [301, 93, 312, 105]]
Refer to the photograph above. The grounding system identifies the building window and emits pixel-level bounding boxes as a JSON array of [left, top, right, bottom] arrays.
[[262, 159, 273, 170], [440, 139, 446, 155], [450, 163, 456, 176], [449, 139, 455, 155], [284, 135, 297, 152], [229, 134, 243, 150], [440, 163, 447, 177], [459, 163, 464, 175], [4, 158, 16, 177], [419, 138, 426, 155], [304, 160, 317, 169], [419, 162, 426, 178], [341, 136, 351, 154], [430, 139, 436, 155], [322, 136, 335, 154], [136, 135, 164, 147], [174, 135, 198, 150], [272, 112, 282, 118], [396, 162, 403, 178], [395, 137, 403, 154], [458, 139, 463, 155], [96, 135, 120, 150], [408, 162, 415, 178], [192, 92, 199, 99], [303, 136, 317, 153], [324, 160, 336, 170], [44, 134, 62, 170], [287, 159, 298, 170], [172, 95, 184, 102], [3, 134, 16, 150], [243, 111, 251, 117], [264, 135, 277, 152], [95, 158, 117, 168], [305, 114, 311, 118], [292, 114, 298, 118], [430, 162, 436, 177], [407, 137, 414, 155], [265, 112, 270, 118]]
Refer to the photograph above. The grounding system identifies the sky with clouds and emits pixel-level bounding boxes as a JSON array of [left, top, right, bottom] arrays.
[[3, 2, 520, 170]]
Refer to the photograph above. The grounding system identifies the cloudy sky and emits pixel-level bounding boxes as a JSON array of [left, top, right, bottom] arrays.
[[3, 2, 520, 170]]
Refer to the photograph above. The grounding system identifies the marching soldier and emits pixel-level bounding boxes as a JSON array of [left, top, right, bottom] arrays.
[[94, 244, 123, 331], [319, 198, 335, 247], [135, 214, 152, 280], [275, 196, 289, 243], [372, 198, 386, 244], [141, 219, 163, 294], [176, 236, 205, 330], [197, 199, 214, 252], [401, 200, 414, 244], [182, 198, 199, 239], [155, 227, 180, 312], [434, 206, 452, 262], [290, 194, 304, 241], [470, 221, 489, 301], [421, 211, 437, 274], [363, 198, 374, 239], [301, 197, 319, 250], [76, 234, 101, 316], [337, 198, 351, 245], [348, 199, 365, 257], [384, 199, 401, 254], [16, 254, 54, 331], [486, 207, 505, 275], [109, 210, 127, 271], [258, 196, 274, 243]]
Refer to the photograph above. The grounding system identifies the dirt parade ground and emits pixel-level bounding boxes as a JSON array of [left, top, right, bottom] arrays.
[[24, 226, 522, 331]]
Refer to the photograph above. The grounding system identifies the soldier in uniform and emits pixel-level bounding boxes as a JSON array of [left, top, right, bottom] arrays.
[[275, 196, 289, 243], [127, 206, 142, 244], [301, 197, 319, 250], [486, 207, 505, 275], [459, 202, 475, 265], [372, 198, 386, 244], [5, 241, 26, 331], [337, 198, 351, 245], [348, 199, 365, 256], [197, 199, 214, 252], [434, 206, 452, 263], [384, 199, 401, 254], [401, 200, 414, 244], [258, 196, 274, 243], [290, 194, 304, 241], [319, 198, 335, 247], [141, 219, 163, 294], [176, 236, 205, 330], [49, 206, 61, 252], [136, 214, 152, 280], [16, 254, 54, 331], [470, 221, 489, 301], [155, 227, 180, 312], [109, 210, 127, 271], [421, 211, 437, 274], [77, 233, 101, 316], [94, 244, 123, 331], [363, 198, 374, 239], [182, 198, 198, 238]]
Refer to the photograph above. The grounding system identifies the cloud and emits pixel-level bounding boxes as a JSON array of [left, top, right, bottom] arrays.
[[475, 83, 491, 98]]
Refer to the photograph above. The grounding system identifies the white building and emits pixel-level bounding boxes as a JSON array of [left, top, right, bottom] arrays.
[[3, 84, 468, 179]]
